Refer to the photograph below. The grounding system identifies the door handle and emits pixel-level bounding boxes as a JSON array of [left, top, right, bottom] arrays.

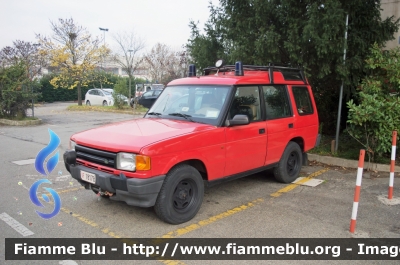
[[288, 123, 293, 128], [259, 128, 265, 134]]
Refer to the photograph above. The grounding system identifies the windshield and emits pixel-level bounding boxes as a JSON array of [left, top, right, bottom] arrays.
[[146, 85, 231, 125]]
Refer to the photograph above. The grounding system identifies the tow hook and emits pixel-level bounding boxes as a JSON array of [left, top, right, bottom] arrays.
[[98, 188, 114, 197], [104, 191, 114, 197]]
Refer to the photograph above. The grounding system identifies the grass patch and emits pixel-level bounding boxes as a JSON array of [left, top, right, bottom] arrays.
[[309, 133, 393, 165], [67, 104, 148, 114]]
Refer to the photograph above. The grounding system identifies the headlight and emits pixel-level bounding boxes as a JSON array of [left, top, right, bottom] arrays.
[[116, 153, 151, 171], [69, 140, 76, 150], [117, 153, 135, 171]]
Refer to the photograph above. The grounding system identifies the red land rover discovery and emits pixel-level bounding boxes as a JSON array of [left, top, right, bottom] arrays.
[[64, 61, 320, 224]]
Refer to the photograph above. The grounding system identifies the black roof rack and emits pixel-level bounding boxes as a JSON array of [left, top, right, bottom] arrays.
[[203, 63, 308, 84]]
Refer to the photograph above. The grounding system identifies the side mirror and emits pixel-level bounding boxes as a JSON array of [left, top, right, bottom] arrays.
[[228, 114, 249, 127]]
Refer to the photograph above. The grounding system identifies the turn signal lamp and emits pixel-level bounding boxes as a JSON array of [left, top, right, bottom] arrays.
[[136, 155, 151, 171]]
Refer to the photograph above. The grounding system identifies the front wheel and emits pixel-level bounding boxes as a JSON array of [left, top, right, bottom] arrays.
[[102, 100, 108, 106], [273, 142, 302, 183], [154, 164, 204, 224]]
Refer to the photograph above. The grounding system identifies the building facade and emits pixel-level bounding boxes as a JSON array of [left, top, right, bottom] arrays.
[[101, 56, 151, 80], [381, 0, 400, 49]]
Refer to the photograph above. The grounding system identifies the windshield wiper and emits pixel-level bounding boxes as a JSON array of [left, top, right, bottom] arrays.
[[168, 113, 194, 122], [147, 112, 162, 116]]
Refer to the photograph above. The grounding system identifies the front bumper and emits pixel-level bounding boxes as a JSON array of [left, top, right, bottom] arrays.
[[63, 150, 165, 207]]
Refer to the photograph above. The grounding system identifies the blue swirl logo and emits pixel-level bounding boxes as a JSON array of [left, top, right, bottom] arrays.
[[29, 179, 61, 219], [35, 129, 60, 175], [30, 129, 61, 219]]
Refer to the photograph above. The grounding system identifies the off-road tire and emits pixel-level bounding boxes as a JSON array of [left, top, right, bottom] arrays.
[[154, 164, 204, 224], [273, 141, 302, 183]]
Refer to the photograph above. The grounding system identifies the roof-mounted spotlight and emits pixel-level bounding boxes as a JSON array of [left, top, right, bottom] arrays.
[[215, 59, 225, 68], [215, 59, 225, 75], [235, 61, 244, 76], [188, 64, 196, 77]]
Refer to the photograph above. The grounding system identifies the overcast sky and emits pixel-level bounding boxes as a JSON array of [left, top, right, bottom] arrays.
[[0, 0, 219, 53]]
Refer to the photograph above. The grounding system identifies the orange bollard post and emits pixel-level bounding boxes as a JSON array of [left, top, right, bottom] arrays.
[[388, 131, 397, 200], [350, 149, 365, 234]]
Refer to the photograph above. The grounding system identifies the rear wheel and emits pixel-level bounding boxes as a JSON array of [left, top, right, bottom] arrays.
[[154, 164, 204, 224], [86, 100, 91, 106], [273, 142, 302, 183]]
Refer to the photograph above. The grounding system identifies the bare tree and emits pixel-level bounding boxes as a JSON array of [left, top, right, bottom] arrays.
[[143, 43, 172, 84], [111, 31, 145, 101], [37, 18, 109, 105], [144, 43, 189, 84], [171, 47, 190, 79], [0, 40, 46, 79]]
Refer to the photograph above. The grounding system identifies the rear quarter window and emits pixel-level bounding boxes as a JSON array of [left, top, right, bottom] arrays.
[[292, 86, 314, 115], [263, 85, 291, 120]]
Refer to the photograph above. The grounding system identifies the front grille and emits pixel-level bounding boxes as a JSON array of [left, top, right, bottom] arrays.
[[75, 145, 116, 168], [78, 161, 115, 173]]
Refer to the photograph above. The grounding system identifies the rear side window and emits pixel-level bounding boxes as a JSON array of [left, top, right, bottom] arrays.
[[292, 86, 314, 115], [263, 85, 291, 119]]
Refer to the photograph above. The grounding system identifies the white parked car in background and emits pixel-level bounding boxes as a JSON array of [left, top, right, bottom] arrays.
[[84, 89, 114, 106], [101, 88, 129, 105]]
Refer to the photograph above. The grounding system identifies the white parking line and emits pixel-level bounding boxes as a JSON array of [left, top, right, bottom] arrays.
[[59, 260, 78, 265], [0, 212, 34, 237], [11, 159, 35, 165]]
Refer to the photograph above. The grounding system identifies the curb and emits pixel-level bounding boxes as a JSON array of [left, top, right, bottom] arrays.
[[0, 118, 42, 126], [308, 153, 399, 173]]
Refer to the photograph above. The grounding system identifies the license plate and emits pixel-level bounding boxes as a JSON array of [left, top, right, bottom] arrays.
[[80, 170, 96, 184]]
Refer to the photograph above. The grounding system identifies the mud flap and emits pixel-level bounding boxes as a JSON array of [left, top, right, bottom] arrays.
[[302, 152, 308, 166]]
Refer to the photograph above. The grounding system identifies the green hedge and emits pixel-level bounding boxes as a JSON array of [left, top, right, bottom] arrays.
[[37, 73, 147, 103], [38, 73, 115, 102], [35, 73, 144, 103], [38, 74, 85, 102]]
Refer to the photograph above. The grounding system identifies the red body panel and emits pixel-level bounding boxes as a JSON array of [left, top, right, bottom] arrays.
[[287, 85, 319, 152], [71, 69, 319, 182], [264, 116, 296, 165], [168, 71, 308, 86], [71, 118, 216, 153], [72, 119, 226, 179], [224, 122, 267, 176]]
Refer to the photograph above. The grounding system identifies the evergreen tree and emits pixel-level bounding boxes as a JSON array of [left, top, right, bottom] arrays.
[[187, 0, 399, 133]]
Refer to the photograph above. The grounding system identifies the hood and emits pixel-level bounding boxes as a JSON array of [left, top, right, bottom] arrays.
[[71, 118, 215, 153]]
